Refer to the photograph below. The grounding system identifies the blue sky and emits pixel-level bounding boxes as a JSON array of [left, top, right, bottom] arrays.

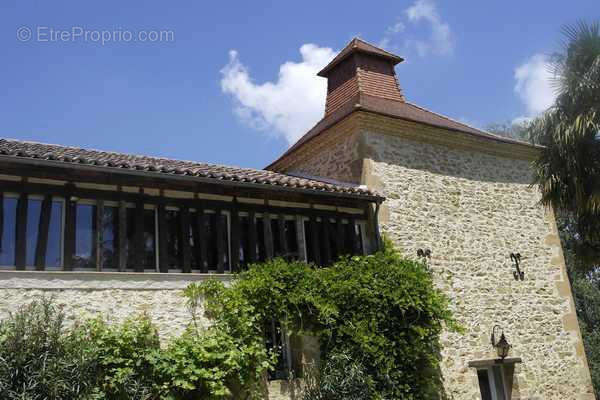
[[0, 1, 597, 169]]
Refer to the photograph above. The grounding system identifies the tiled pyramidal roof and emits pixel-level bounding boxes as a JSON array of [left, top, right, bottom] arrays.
[[0, 138, 378, 198], [267, 38, 533, 169]]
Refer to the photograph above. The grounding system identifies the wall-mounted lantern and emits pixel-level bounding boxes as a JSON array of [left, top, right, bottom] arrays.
[[417, 248, 431, 259], [491, 325, 512, 360], [510, 253, 524, 280]]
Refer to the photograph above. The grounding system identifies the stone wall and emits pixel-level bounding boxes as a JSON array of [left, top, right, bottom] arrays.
[[276, 111, 594, 399], [362, 129, 594, 399], [0, 271, 220, 337], [0, 271, 308, 400]]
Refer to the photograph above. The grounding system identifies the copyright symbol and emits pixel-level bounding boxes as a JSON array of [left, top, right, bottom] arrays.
[[16, 26, 32, 42]]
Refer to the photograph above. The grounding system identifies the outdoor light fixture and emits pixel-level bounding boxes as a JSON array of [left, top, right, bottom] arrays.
[[491, 325, 512, 360], [510, 252, 524, 280]]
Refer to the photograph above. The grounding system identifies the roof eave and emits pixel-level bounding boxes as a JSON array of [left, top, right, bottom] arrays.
[[0, 154, 384, 203]]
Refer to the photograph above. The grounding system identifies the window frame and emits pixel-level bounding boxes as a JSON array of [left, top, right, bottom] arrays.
[[476, 365, 508, 400]]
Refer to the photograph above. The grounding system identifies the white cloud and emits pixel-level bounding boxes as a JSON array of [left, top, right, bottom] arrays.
[[513, 54, 556, 121], [405, 0, 453, 56], [379, 0, 453, 56], [220, 44, 336, 145]]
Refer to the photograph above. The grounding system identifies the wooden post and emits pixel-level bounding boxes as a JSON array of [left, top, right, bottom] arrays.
[[322, 217, 332, 266], [230, 202, 240, 272], [263, 212, 274, 260], [309, 214, 321, 266], [117, 201, 127, 272], [181, 205, 191, 273], [248, 211, 257, 263], [295, 215, 306, 261], [95, 200, 104, 271], [0, 192, 4, 252], [63, 190, 76, 271], [278, 214, 288, 258], [349, 217, 360, 255], [196, 208, 208, 273], [34, 195, 52, 270], [216, 209, 225, 273], [15, 193, 28, 270], [134, 200, 145, 272], [336, 218, 344, 256], [157, 203, 169, 272]]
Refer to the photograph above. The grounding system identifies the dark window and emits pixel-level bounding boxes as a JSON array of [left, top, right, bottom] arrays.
[[99, 205, 118, 268], [256, 216, 266, 262], [25, 198, 42, 267], [46, 201, 63, 268], [284, 219, 299, 259], [125, 207, 156, 269], [0, 196, 18, 266], [265, 320, 291, 380], [125, 208, 135, 269], [143, 209, 156, 268], [24, 198, 63, 268], [206, 212, 229, 271], [74, 203, 96, 269], [477, 367, 506, 400], [238, 215, 250, 267], [304, 220, 315, 263], [271, 218, 282, 257], [165, 209, 182, 268], [477, 369, 492, 400]]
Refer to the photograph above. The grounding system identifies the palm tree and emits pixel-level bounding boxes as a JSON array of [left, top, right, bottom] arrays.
[[528, 21, 600, 259]]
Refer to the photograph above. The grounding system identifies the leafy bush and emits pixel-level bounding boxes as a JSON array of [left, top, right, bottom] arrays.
[[302, 351, 374, 400], [198, 244, 458, 399], [75, 314, 161, 399], [0, 297, 95, 400], [0, 245, 456, 400]]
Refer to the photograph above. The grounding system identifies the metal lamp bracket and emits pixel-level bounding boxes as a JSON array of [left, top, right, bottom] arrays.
[[510, 252, 524, 281]]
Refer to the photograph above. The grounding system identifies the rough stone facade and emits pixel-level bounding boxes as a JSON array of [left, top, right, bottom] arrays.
[[0, 272, 218, 337], [280, 111, 595, 399]]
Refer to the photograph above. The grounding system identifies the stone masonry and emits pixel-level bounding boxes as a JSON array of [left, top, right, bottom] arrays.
[[281, 111, 595, 399]]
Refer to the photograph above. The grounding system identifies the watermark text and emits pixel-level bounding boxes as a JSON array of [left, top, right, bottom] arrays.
[[17, 26, 175, 45]]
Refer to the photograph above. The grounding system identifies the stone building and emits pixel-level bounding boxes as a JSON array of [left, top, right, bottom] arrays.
[[0, 38, 594, 399]]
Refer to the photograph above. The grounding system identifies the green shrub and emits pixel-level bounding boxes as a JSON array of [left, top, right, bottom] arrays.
[[198, 245, 458, 399], [0, 297, 95, 400], [75, 314, 161, 399], [302, 351, 374, 400]]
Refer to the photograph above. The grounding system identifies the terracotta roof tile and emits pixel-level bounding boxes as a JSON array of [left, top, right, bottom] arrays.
[[0, 138, 380, 199]]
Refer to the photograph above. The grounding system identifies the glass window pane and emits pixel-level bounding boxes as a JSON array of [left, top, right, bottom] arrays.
[[271, 218, 282, 257], [256, 217, 265, 262], [304, 220, 314, 263], [45, 201, 63, 268], [166, 209, 182, 268], [220, 214, 229, 270], [25, 198, 42, 266], [100, 206, 118, 268], [239, 215, 249, 268], [343, 223, 356, 255], [284, 220, 298, 259], [74, 204, 96, 269], [0, 197, 18, 266], [143, 209, 156, 268], [492, 366, 506, 399], [125, 208, 135, 269], [205, 213, 229, 270], [477, 369, 493, 400], [328, 220, 339, 262]]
